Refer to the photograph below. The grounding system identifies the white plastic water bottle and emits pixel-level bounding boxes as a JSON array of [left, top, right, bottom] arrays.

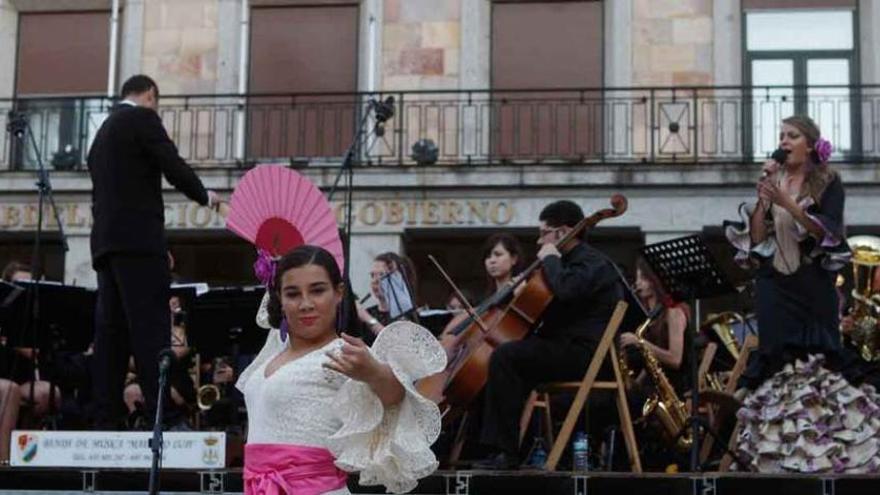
[[572, 431, 590, 471]]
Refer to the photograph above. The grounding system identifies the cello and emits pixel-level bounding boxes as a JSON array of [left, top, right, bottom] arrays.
[[417, 194, 628, 416]]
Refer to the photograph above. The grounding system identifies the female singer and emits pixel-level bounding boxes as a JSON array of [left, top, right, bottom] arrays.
[[725, 115, 880, 473], [238, 245, 445, 494]]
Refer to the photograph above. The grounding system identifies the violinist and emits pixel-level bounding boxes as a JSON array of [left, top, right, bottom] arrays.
[[475, 200, 624, 470]]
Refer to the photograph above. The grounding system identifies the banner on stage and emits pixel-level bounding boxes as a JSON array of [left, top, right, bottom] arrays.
[[9, 430, 226, 469]]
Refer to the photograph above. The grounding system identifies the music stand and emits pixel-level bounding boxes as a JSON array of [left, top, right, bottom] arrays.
[[1, 281, 95, 353], [185, 286, 268, 368], [417, 309, 458, 336], [640, 235, 735, 472], [0, 281, 96, 429]]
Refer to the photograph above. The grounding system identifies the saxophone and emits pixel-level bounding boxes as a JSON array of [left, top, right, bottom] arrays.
[[633, 308, 693, 452], [618, 307, 661, 391]]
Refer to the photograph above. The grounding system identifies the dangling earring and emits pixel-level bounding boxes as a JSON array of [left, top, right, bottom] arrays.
[[334, 302, 344, 335], [280, 317, 289, 342]]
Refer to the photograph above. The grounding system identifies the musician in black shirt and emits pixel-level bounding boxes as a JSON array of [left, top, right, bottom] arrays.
[[477, 200, 623, 469]]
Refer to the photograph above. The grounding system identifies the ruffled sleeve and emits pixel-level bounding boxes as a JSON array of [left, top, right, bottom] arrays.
[[799, 176, 851, 270], [723, 201, 776, 268], [800, 175, 845, 248], [326, 321, 447, 494]]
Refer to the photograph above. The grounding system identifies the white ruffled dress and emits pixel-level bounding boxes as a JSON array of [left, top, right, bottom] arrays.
[[237, 296, 447, 494]]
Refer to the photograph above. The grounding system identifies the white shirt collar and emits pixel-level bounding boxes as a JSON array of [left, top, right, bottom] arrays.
[[119, 99, 138, 107]]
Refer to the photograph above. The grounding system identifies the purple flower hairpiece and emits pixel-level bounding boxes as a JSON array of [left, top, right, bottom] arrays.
[[814, 137, 833, 163], [253, 249, 278, 287]]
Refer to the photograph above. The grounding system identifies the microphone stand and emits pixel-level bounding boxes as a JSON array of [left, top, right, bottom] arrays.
[[5, 111, 69, 428], [148, 350, 174, 495], [327, 96, 390, 330]]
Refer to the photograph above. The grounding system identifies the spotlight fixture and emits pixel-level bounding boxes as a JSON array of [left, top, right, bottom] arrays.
[[411, 138, 439, 166]]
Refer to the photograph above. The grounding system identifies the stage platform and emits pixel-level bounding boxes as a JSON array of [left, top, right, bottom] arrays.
[[0, 468, 877, 494]]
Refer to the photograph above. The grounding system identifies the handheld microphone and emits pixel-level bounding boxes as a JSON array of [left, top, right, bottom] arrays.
[[760, 148, 790, 220], [764, 148, 790, 178]]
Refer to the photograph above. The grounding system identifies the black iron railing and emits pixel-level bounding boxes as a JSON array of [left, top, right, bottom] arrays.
[[1, 85, 878, 171]]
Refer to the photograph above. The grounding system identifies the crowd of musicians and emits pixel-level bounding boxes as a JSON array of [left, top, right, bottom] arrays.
[[1, 75, 880, 478]]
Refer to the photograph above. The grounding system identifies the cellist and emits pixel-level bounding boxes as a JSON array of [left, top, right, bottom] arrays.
[[475, 200, 624, 470]]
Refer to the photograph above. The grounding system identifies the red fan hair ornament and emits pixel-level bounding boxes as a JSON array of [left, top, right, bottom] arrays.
[[226, 165, 344, 285]]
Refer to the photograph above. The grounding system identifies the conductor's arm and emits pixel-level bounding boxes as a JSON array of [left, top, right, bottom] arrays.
[[138, 109, 210, 206]]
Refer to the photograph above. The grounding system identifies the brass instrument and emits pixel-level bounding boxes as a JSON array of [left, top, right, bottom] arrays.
[[847, 236, 880, 362], [702, 312, 744, 362], [635, 309, 692, 451], [197, 384, 221, 411], [701, 312, 745, 391], [197, 357, 231, 411], [704, 371, 725, 393], [618, 307, 662, 390]]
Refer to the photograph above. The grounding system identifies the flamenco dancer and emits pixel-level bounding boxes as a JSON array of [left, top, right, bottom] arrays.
[[225, 166, 446, 494]]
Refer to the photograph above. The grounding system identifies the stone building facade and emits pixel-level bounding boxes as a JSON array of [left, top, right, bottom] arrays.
[[1, 0, 879, 308]]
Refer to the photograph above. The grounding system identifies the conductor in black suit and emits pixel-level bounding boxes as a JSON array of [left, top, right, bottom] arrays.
[[87, 75, 219, 429]]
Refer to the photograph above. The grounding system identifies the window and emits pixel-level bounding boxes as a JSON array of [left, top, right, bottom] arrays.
[[13, 11, 111, 170], [745, 8, 857, 158], [490, 1, 604, 162], [247, 5, 359, 161]]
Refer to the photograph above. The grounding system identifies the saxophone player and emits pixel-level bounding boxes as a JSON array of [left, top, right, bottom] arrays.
[[619, 259, 691, 395], [616, 259, 695, 466]]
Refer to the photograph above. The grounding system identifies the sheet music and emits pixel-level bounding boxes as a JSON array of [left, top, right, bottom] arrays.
[[380, 270, 414, 319]]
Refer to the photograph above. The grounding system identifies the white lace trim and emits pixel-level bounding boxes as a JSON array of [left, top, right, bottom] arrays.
[[327, 321, 447, 494], [235, 325, 284, 394], [256, 291, 272, 330]]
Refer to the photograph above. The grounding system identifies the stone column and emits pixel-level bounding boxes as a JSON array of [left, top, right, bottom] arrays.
[[0, 0, 18, 98], [119, 0, 145, 87], [604, 0, 632, 88], [216, 0, 241, 94], [460, 0, 489, 89], [359, 0, 383, 92], [713, 0, 741, 86], [861, 0, 880, 85], [64, 235, 96, 288]]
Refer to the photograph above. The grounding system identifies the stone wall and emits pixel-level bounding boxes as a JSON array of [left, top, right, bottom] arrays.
[[632, 0, 714, 86], [142, 0, 220, 94], [382, 0, 460, 90]]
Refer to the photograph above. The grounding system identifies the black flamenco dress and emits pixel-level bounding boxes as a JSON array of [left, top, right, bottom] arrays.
[[724, 174, 880, 473]]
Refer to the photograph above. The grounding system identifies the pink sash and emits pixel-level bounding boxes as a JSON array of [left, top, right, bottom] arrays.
[[244, 443, 348, 495]]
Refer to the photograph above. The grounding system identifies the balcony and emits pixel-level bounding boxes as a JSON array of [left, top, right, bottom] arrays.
[[1, 86, 879, 172]]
